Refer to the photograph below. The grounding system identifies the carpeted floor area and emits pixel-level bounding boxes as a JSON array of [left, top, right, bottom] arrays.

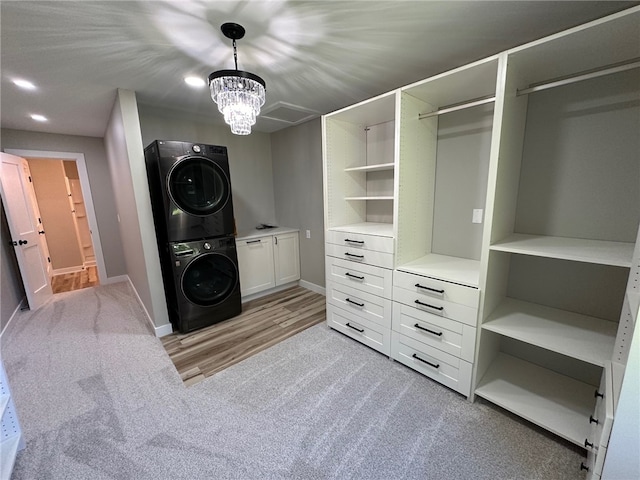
[[1, 281, 586, 479]]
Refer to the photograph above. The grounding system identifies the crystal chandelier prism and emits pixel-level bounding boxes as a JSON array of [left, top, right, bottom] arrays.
[[208, 23, 266, 135]]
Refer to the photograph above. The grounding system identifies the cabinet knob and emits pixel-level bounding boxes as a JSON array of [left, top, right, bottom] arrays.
[[584, 439, 594, 449], [18, 239, 28, 245], [594, 390, 604, 399], [580, 462, 589, 472], [589, 415, 599, 425]]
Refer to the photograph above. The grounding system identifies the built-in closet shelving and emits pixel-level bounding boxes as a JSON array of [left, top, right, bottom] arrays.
[[323, 8, 639, 475], [474, 7, 640, 461], [323, 91, 397, 355]]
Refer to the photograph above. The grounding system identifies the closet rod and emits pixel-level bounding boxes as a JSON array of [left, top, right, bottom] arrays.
[[418, 95, 495, 120], [517, 58, 640, 96]]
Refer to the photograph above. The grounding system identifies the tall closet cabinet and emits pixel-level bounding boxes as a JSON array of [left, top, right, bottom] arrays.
[[322, 7, 639, 478]]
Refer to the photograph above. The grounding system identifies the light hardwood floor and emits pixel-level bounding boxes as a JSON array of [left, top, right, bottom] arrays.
[[51, 266, 99, 294], [161, 286, 326, 386]]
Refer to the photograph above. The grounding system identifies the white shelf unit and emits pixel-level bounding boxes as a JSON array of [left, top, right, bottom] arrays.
[[395, 55, 500, 288], [1, 361, 24, 480], [322, 90, 397, 236], [475, 7, 640, 453]]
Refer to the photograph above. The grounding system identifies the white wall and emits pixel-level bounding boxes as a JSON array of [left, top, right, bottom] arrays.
[[104, 90, 170, 334]]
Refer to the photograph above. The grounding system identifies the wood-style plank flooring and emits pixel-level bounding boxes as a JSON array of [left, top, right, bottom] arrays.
[[161, 286, 326, 386], [51, 266, 99, 294]]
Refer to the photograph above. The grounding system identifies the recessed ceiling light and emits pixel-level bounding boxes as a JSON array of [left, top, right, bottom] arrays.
[[30, 114, 47, 122], [13, 79, 36, 90], [184, 76, 206, 88]]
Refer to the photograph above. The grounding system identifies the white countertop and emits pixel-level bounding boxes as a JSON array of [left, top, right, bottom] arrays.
[[236, 227, 299, 241]]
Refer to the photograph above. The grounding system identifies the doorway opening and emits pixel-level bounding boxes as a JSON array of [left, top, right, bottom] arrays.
[[5, 148, 107, 296]]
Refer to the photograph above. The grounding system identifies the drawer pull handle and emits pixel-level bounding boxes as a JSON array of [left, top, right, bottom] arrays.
[[346, 298, 364, 307], [584, 439, 594, 449], [414, 323, 443, 336], [589, 415, 599, 425], [345, 252, 364, 259], [415, 300, 444, 311], [346, 323, 364, 333], [415, 283, 445, 295], [580, 462, 589, 472], [345, 272, 364, 280], [411, 353, 439, 369], [345, 239, 364, 244], [594, 390, 604, 399], [246, 239, 262, 244]]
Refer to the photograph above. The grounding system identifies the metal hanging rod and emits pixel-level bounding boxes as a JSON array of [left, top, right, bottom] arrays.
[[517, 57, 640, 96], [418, 95, 496, 120]]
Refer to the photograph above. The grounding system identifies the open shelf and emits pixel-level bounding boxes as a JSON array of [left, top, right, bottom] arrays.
[[397, 254, 480, 288], [0, 394, 9, 418], [490, 234, 634, 267], [345, 163, 395, 173], [483, 298, 617, 366], [345, 196, 394, 201], [475, 353, 596, 446], [329, 222, 394, 238]]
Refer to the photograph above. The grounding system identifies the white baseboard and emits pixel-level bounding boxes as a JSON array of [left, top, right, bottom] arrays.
[[101, 274, 128, 285], [0, 297, 27, 339], [298, 279, 325, 296], [51, 265, 84, 276], [155, 323, 174, 337], [124, 276, 171, 338], [241, 282, 297, 303]]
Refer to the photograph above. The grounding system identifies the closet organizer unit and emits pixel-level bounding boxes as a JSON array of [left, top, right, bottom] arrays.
[[323, 91, 397, 355], [391, 56, 500, 398], [473, 9, 640, 472]]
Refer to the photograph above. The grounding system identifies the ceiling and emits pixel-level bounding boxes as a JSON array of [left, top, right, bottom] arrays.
[[1, 1, 638, 138]]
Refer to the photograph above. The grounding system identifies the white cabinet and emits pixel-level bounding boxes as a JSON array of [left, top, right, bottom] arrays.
[[321, 5, 640, 461], [236, 229, 300, 298], [1, 361, 24, 480], [474, 7, 640, 451], [273, 231, 300, 285]]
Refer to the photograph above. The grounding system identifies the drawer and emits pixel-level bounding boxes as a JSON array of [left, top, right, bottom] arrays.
[[327, 304, 390, 356], [326, 243, 394, 269], [392, 302, 476, 362], [326, 257, 393, 298], [326, 230, 394, 254], [394, 270, 479, 308], [327, 282, 392, 328], [393, 286, 478, 327], [391, 331, 472, 397]]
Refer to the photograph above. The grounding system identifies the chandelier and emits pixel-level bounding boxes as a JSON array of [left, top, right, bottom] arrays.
[[208, 23, 266, 135]]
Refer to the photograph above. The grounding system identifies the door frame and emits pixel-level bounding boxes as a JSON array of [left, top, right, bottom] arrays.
[[5, 149, 107, 284]]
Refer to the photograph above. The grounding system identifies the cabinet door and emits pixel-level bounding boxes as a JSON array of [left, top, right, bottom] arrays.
[[237, 237, 275, 296], [274, 232, 300, 286]]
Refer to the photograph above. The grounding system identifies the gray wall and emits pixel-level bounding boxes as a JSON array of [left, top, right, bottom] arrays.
[[271, 118, 325, 288], [138, 104, 276, 235], [104, 90, 170, 332], [1, 201, 25, 331], [0, 128, 126, 277]]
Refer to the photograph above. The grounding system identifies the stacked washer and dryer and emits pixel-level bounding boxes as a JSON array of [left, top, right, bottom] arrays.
[[145, 140, 242, 333]]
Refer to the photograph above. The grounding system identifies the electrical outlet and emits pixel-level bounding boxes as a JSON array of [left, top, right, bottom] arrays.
[[305, 230, 311, 239], [472, 209, 483, 224]]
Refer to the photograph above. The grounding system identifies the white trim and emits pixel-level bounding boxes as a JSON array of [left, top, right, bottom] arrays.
[[125, 275, 172, 338], [298, 279, 326, 296], [100, 274, 128, 285], [155, 323, 173, 337], [0, 297, 27, 339], [51, 265, 84, 276], [4, 149, 108, 288]]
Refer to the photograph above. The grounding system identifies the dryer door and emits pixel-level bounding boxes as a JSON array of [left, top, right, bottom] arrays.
[[168, 157, 230, 216], [181, 253, 238, 306]]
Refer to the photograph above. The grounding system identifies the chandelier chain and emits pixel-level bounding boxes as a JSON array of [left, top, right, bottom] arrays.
[[232, 39, 238, 71]]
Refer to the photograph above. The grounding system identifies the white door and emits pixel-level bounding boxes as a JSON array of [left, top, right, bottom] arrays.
[[0, 152, 53, 310]]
